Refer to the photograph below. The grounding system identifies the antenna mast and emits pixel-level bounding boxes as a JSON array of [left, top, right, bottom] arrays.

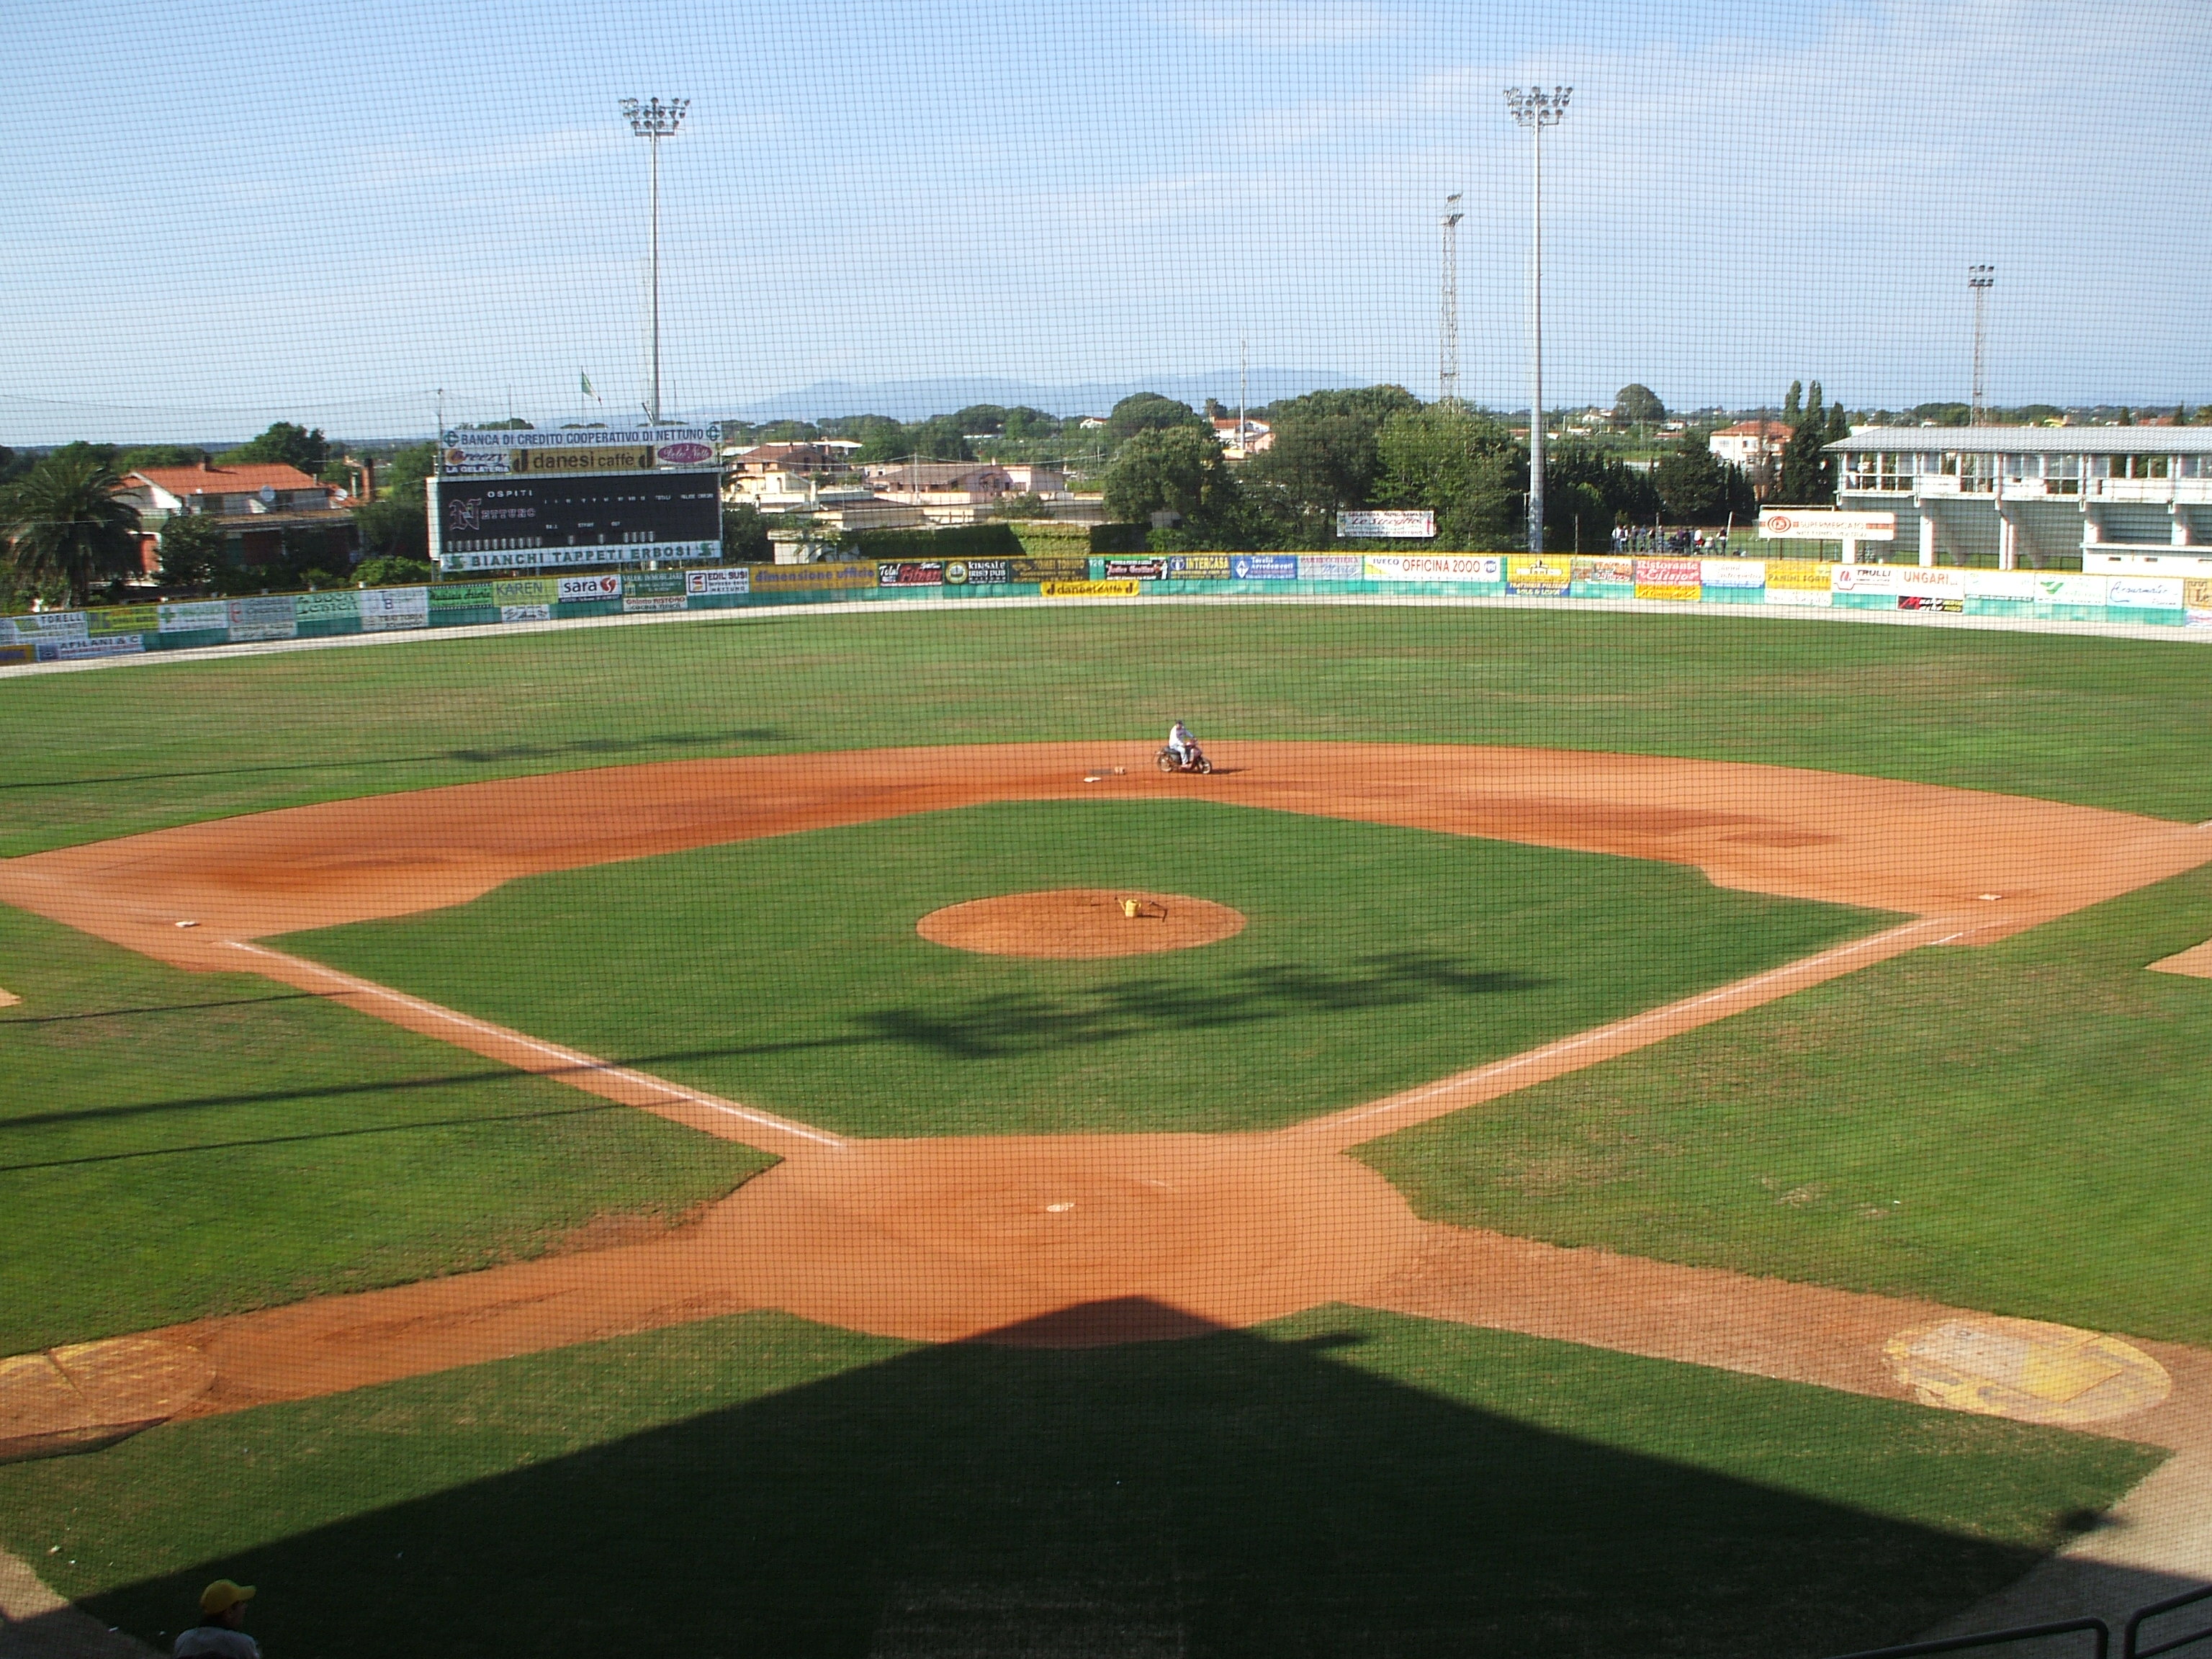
[[1440, 193, 1464, 407]]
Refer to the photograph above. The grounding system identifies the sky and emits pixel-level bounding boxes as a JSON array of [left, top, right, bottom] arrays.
[[2, 0, 2209, 442]]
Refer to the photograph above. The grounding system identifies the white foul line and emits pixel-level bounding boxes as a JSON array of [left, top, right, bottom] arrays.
[[228, 940, 845, 1150], [1305, 916, 1951, 1140]]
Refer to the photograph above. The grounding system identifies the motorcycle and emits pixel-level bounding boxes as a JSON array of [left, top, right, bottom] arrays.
[[1155, 743, 1213, 775]]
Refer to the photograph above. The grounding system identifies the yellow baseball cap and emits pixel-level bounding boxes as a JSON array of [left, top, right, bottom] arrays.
[[199, 1582, 255, 1615]]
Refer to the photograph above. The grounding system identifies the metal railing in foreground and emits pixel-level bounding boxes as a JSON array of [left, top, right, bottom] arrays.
[[1826, 1615, 2108, 1659], [2126, 1583, 2212, 1658]]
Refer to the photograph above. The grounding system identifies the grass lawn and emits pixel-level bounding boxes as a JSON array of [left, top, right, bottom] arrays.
[[9, 604, 2212, 858], [276, 801, 1881, 1138], [1360, 863, 2212, 1345], [0, 1306, 2159, 1659], [0, 905, 773, 1354]]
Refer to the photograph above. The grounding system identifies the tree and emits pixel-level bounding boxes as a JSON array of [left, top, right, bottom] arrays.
[[905, 416, 974, 462], [0, 450, 143, 605], [1372, 405, 1524, 550], [849, 416, 912, 465], [1653, 442, 1758, 523], [1614, 384, 1666, 426], [116, 445, 206, 473], [1781, 381, 1804, 428], [1778, 381, 1831, 503], [1102, 426, 1235, 528], [352, 442, 435, 567], [1547, 444, 1661, 530], [721, 501, 770, 561], [951, 405, 1008, 436], [153, 511, 229, 589], [1105, 393, 1205, 446], [1240, 386, 1424, 538], [222, 421, 330, 475]]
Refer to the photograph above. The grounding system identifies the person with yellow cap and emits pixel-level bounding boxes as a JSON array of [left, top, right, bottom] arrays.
[[174, 1581, 259, 1658]]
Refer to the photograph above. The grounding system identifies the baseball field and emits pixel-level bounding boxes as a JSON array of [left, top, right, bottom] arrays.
[[6, 601, 2212, 1657]]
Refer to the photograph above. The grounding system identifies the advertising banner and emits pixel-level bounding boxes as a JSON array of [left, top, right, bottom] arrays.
[[1506, 556, 1572, 595], [2185, 577, 2212, 611], [430, 472, 721, 572], [1298, 554, 1365, 580], [1759, 509, 1897, 540], [294, 591, 361, 624], [2105, 577, 2186, 610], [492, 577, 559, 606], [1633, 558, 1704, 601], [2032, 574, 2109, 607], [1700, 559, 1766, 589], [1572, 557, 1636, 588], [750, 563, 877, 591], [1011, 556, 1094, 582], [1165, 554, 1232, 580], [557, 574, 624, 603], [1232, 554, 1300, 580], [3, 611, 89, 642], [438, 424, 719, 477], [227, 596, 298, 641], [1761, 559, 1838, 590], [360, 587, 431, 630], [1335, 509, 1436, 539], [158, 601, 231, 634], [623, 593, 687, 613], [1960, 571, 2044, 602], [943, 559, 1012, 585], [1103, 558, 1166, 580], [87, 605, 160, 636], [500, 603, 552, 623], [687, 568, 752, 596], [878, 561, 945, 586], [1364, 554, 1502, 583], [428, 582, 498, 610], [41, 634, 144, 661], [1831, 564, 1968, 597], [0, 643, 32, 665], [1041, 579, 1140, 598], [623, 570, 687, 595]]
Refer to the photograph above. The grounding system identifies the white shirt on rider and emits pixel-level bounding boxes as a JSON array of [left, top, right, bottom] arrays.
[[1168, 723, 1194, 756]]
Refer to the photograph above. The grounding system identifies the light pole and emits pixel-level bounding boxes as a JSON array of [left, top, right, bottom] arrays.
[[1439, 192, 1464, 408], [1969, 264, 1995, 426], [1506, 84, 1570, 554], [621, 96, 689, 426]]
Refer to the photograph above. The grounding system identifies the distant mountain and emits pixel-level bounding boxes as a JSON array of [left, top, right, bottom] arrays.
[[700, 371, 1367, 424]]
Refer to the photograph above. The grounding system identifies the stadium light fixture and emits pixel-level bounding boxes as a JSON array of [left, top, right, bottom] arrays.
[[1506, 85, 1570, 555], [1969, 264, 1995, 426], [621, 96, 690, 425]]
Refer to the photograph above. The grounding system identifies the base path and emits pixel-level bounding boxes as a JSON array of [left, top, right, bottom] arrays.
[[6, 742, 2208, 973]]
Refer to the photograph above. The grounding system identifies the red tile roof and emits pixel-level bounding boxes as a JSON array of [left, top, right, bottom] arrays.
[[130, 462, 328, 495]]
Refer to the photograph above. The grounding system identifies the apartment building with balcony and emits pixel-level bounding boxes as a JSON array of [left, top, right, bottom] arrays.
[[1826, 428, 2212, 570]]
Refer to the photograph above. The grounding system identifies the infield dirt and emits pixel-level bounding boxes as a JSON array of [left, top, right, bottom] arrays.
[[6, 742, 2212, 1421]]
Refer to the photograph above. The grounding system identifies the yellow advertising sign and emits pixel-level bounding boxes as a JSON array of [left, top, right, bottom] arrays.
[[506, 446, 656, 475], [1041, 580, 1141, 598], [1762, 559, 1838, 591], [491, 577, 559, 605], [87, 604, 161, 635]]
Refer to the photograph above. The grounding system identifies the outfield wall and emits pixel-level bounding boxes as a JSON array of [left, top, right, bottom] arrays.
[[7, 554, 2211, 665]]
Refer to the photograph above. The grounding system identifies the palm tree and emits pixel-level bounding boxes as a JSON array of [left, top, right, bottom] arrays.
[[0, 451, 143, 607]]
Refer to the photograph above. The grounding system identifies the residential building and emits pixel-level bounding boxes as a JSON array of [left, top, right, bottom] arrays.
[[1213, 416, 1273, 459], [723, 442, 850, 477], [1827, 427, 2212, 570], [1708, 419, 1792, 469], [999, 462, 1068, 498], [118, 461, 356, 573]]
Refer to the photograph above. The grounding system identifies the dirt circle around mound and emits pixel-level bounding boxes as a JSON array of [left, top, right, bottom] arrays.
[[917, 888, 1247, 958]]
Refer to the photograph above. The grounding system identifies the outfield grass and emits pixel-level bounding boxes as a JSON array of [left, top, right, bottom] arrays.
[[1361, 862, 2212, 1345], [277, 801, 1879, 1138], [0, 1306, 2159, 1659], [9, 605, 2212, 858], [0, 905, 773, 1353]]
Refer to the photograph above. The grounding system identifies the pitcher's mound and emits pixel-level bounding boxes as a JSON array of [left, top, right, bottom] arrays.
[[918, 889, 1246, 958]]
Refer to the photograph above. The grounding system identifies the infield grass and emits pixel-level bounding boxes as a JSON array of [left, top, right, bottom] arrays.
[[9, 604, 2212, 857], [1362, 862, 2212, 1345], [277, 800, 1882, 1138], [0, 905, 773, 1353], [0, 1306, 2159, 1659]]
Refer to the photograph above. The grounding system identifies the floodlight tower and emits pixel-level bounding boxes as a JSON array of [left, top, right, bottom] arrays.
[[1969, 264, 1995, 426], [621, 96, 690, 425], [1439, 193, 1465, 407], [1506, 84, 1570, 554]]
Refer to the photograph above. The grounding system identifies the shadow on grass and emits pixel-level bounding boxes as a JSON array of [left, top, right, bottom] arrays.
[[0, 728, 789, 791], [44, 1302, 2152, 1659]]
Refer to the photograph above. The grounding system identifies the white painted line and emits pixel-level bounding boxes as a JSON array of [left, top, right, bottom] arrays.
[[1305, 916, 1950, 1138], [228, 940, 845, 1149]]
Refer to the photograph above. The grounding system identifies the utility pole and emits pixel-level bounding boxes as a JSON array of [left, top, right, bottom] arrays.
[[1506, 85, 1570, 555], [621, 96, 689, 425], [1969, 264, 1995, 426], [1439, 193, 1464, 407]]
